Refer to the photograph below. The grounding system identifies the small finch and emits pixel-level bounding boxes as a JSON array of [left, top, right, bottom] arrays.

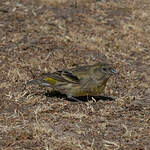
[[27, 62, 117, 102]]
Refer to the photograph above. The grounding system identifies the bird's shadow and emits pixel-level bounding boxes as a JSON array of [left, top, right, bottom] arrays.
[[45, 91, 115, 102]]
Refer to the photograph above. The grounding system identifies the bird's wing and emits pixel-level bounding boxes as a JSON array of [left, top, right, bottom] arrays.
[[61, 70, 80, 83], [43, 70, 80, 84]]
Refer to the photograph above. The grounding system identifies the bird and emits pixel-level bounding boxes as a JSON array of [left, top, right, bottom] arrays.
[[27, 62, 117, 102]]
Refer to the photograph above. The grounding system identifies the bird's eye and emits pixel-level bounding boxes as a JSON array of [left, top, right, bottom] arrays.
[[102, 67, 107, 72]]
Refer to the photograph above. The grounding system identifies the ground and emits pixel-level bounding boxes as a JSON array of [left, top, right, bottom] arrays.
[[0, 0, 150, 149]]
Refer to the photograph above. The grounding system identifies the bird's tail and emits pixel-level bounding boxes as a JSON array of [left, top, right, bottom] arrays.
[[27, 79, 51, 87]]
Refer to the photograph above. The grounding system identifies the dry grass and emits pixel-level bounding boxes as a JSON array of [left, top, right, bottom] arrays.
[[0, 0, 150, 149]]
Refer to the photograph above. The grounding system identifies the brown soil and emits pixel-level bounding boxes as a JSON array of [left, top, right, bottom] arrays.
[[0, 0, 150, 149]]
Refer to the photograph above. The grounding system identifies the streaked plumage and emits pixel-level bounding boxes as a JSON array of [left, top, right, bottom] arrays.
[[27, 62, 117, 102]]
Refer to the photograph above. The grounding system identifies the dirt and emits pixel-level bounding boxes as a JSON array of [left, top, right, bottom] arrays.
[[0, 0, 150, 149]]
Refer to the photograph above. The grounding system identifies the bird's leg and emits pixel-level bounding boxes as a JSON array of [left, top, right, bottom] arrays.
[[86, 93, 89, 101]]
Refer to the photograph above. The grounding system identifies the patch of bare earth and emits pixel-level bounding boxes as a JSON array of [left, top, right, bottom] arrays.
[[0, 0, 150, 149]]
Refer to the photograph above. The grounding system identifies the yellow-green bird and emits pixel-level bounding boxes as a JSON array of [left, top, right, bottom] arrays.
[[27, 62, 117, 102]]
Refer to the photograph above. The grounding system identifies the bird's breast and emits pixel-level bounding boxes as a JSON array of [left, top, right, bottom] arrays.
[[70, 81, 107, 97]]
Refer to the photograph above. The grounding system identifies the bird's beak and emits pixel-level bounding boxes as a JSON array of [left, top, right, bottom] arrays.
[[111, 68, 118, 75]]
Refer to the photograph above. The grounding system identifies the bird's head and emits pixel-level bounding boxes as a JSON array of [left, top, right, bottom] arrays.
[[93, 62, 117, 79]]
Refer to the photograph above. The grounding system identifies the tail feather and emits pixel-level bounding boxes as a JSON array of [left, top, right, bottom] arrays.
[[27, 79, 51, 87]]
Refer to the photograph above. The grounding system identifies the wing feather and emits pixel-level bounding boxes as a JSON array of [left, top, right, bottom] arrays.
[[42, 70, 80, 84]]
